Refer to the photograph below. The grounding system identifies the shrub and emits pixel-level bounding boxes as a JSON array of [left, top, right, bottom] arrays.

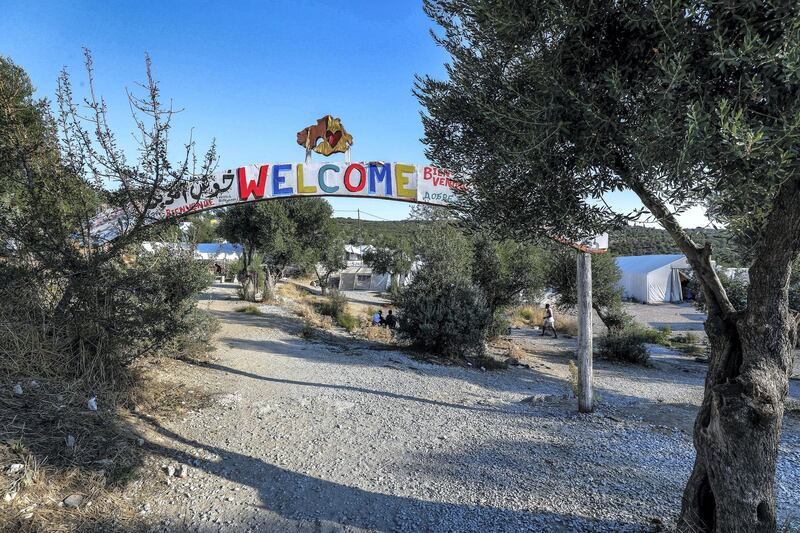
[[318, 290, 348, 318], [235, 305, 263, 315], [660, 325, 672, 336], [626, 324, 670, 345], [519, 307, 536, 323], [469, 354, 508, 370], [335, 311, 359, 333], [160, 308, 219, 362], [397, 273, 492, 358], [672, 332, 699, 344], [298, 321, 315, 339], [599, 330, 651, 365], [486, 313, 511, 340], [0, 247, 214, 381]]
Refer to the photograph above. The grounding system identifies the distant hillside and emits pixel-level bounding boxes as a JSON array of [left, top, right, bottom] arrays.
[[608, 226, 740, 266], [336, 218, 742, 266], [334, 218, 424, 244]]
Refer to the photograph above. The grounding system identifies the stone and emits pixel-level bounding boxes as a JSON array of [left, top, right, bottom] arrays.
[[12, 383, 22, 395], [65, 435, 76, 448], [136, 438, 145, 446], [166, 465, 176, 477], [63, 494, 85, 508], [179, 464, 188, 478], [5, 463, 24, 475]]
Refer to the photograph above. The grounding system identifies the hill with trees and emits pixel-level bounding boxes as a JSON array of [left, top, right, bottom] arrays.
[[336, 218, 742, 266]]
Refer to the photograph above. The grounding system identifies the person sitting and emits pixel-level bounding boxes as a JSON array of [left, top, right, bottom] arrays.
[[540, 303, 558, 338], [372, 310, 383, 326], [385, 310, 397, 329]]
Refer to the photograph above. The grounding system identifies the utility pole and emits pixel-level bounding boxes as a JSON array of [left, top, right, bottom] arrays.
[[576, 251, 594, 412], [357, 208, 362, 245]]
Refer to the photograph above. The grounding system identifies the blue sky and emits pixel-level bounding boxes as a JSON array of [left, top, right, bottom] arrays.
[[1, 0, 707, 227]]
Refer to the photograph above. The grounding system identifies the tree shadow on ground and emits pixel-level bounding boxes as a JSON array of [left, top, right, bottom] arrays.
[[136, 413, 648, 532]]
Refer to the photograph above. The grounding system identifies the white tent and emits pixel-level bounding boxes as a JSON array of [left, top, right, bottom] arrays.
[[615, 254, 691, 303]]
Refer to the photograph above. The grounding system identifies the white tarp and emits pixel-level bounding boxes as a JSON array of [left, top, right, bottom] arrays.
[[615, 254, 690, 303]]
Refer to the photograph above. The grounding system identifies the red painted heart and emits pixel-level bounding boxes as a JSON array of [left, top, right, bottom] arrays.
[[326, 130, 342, 147]]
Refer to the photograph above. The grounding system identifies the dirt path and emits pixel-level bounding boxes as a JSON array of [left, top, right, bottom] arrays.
[[140, 283, 800, 532]]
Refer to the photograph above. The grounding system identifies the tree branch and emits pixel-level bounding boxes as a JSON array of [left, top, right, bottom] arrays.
[[626, 174, 735, 318]]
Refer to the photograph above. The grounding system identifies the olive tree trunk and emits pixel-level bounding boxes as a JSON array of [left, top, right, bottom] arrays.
[[678, 262, 793, 532], [630, 177, 799, 532]]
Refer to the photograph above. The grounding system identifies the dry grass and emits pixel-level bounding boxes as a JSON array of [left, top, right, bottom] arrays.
[[567, 360, 580, 397], [558, 316, 580, 337], [275, 282, 310, 302], [0, 365, 213, 532], [510, 305, 539, 328], [234, 304, 263, 315], [509, 305, 579, 336], [489, 338, 528, 361], [293, 303, 334, 330], [0, 308, 216, 533], [0, 379, 144, 531], [357, 324, 396, 343]]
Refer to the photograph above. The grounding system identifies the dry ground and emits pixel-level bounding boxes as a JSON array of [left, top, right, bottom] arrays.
[[126, 282, 800, 532]]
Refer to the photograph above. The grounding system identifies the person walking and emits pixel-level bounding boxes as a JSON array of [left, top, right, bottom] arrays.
[[372, 310, 384, 326], [540, 303, 558, 338]]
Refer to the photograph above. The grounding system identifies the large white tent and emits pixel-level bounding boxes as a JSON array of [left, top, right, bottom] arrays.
[[615, 254, 691, 303]]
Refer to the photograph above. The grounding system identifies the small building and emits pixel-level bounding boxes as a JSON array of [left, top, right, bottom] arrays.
[[615, 254, 691, 303]]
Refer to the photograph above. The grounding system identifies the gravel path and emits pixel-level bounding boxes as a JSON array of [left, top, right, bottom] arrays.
[[140, 283, 800, 532]]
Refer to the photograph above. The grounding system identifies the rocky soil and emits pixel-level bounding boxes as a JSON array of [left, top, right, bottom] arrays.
[[138, 283, 800, 532]]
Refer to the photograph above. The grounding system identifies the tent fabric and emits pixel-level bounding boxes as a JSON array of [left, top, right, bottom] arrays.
[[196, 243, 243, 256], [338, 266, 390, 291], [615, 254, 690, 303]]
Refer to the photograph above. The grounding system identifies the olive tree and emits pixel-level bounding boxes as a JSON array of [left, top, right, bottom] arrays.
[[218, 197, 340, 299], [363, 236, 415, 290], [417, 1, 800, 530], [547, 249, 629, 333], [0, 52, 216, 378]]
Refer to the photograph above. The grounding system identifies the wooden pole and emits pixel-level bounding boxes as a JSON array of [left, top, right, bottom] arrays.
[[577, 251, 593, 412]]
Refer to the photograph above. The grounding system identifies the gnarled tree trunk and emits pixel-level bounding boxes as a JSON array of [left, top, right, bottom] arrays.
[[678, 303, 792, 532], [629, 176, 799, 532]]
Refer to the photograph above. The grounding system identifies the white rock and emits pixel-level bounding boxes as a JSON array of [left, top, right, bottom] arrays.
[[66, 435, 76, 448], [166, 465, 176, 477], [136, 438, 145, 446], [179, 464, 188, 478], [6, 463, 24, 475], [63, 494, 84, 508], [87, 396, 98, 411], [29, 380, 40, 388], [12, 383, 23, 395]]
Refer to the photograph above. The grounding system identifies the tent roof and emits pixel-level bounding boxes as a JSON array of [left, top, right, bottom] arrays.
[[344, 244, 374, 255], [196, 243, 243, 255], [615, 254, 687, 274], [340, 266, 375, 274]]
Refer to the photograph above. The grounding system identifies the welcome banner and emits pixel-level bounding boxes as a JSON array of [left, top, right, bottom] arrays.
[[89, 162, 462, 241]]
